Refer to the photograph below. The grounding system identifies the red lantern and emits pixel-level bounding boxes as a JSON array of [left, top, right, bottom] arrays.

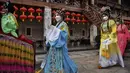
[[28, 15, 35, 21], [65, 12, 70, 23], [28, 8, 35, 22], [71, 12, 76, 24], [36, 8, 42, 14], [82, 20, 87, 24], [36, 8, 43, 22], [76, 19, 81, 23], [28, 8, 35, 13], [36, 16, 42, 22], [82, 15, 88, 24], [65, 12, 70, 18], [76, 14, 81, 17], [20, 7, 27, 22], [76, 14, 81, 24], [71, 18, 76, 24], [20, 15, 27, 22], [13, 5, 18, 18], [65, 18, 70, 23], [71, 12, 76, 16]]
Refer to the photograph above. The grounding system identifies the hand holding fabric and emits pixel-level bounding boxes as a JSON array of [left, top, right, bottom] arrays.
[[102, 38, 112, 50], [106, 39, 112, 45], [46, 26, 61, 46]]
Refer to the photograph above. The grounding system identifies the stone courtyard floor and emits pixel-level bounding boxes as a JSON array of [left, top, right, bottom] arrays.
[[36, 50, 130, 73]]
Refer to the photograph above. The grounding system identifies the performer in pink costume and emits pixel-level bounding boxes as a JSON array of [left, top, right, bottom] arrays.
[[116, 18, 129, 56]]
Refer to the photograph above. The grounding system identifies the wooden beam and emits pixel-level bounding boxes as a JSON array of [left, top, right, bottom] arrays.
[[0, 0, 83, 12]]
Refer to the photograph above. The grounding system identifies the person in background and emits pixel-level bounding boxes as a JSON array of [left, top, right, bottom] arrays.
[[116, 18, 129, 56]]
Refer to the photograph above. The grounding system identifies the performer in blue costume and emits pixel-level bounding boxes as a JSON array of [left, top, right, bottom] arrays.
[[36, 9, 78, 73]]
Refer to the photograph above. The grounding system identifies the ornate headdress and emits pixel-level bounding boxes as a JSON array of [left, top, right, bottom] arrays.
[[100, 6, 111, 17], [55, 8, 65, 17]]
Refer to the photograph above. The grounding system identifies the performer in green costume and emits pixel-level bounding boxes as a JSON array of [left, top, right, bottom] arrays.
[[1, 1, 18, 37]]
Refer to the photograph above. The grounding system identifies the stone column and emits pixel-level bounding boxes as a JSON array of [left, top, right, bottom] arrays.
[[118, 0, 121, 5], [90, 24, 97, 48], [91, 0, 95, 5], [44, 6, 52, 51]]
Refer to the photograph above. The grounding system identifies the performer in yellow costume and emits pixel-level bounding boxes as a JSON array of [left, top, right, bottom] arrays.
[[98, 6, 124, 68]]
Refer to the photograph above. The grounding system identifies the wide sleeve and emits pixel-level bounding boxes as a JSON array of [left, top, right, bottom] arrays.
[[48, 23, 68, 48], [1, 13, 18, 37], [1, 15, 10, 33], [54, 31, 67, 48], [8, 14, 18, 37], [109, 20, 117, 43], [48, 31, 67, 48], [8, 13, 18, 29]]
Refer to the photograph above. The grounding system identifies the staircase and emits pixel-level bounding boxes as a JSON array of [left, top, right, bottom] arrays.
[[73, 0, 81, 7], [83, 5, 102, 25]]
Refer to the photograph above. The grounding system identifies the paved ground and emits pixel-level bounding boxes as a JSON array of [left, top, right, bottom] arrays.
[[35, 50, 130, 73]]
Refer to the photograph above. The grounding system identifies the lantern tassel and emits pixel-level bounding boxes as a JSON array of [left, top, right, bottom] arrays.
[[23, 12, 24, 15], [38, 20, 40, 22], [22, 19, 24, 22], [38, 13, 40, 16]]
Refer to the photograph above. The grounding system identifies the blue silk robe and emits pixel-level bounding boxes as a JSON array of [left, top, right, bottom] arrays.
[[43, 21, 78, 73]]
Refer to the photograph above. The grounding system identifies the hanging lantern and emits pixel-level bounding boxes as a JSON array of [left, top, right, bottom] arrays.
[[81, 15, 88, 24], [36, 16, 42, 22], [13, 5, 18, 18], [82, 19, 87, 24], [71, 12, 76, 24], [76, 19, 81, 23], [76, 13, 81, 24], [20, 7, 27, 22], [36, 8, 42, 13], [20, 15, 27, 22], [71, 18, 76, 24], [65, 18, 70, 23], [36, 8, 43, 22], [65, 12, 70, 23], [65, 12, 70, 18], [28, 15, 35, 22], [28, 8, 35, 22], [71, 12, 76, 16]]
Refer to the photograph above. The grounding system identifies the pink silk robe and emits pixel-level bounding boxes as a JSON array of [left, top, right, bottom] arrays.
[[117, 24, 129, 56]]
